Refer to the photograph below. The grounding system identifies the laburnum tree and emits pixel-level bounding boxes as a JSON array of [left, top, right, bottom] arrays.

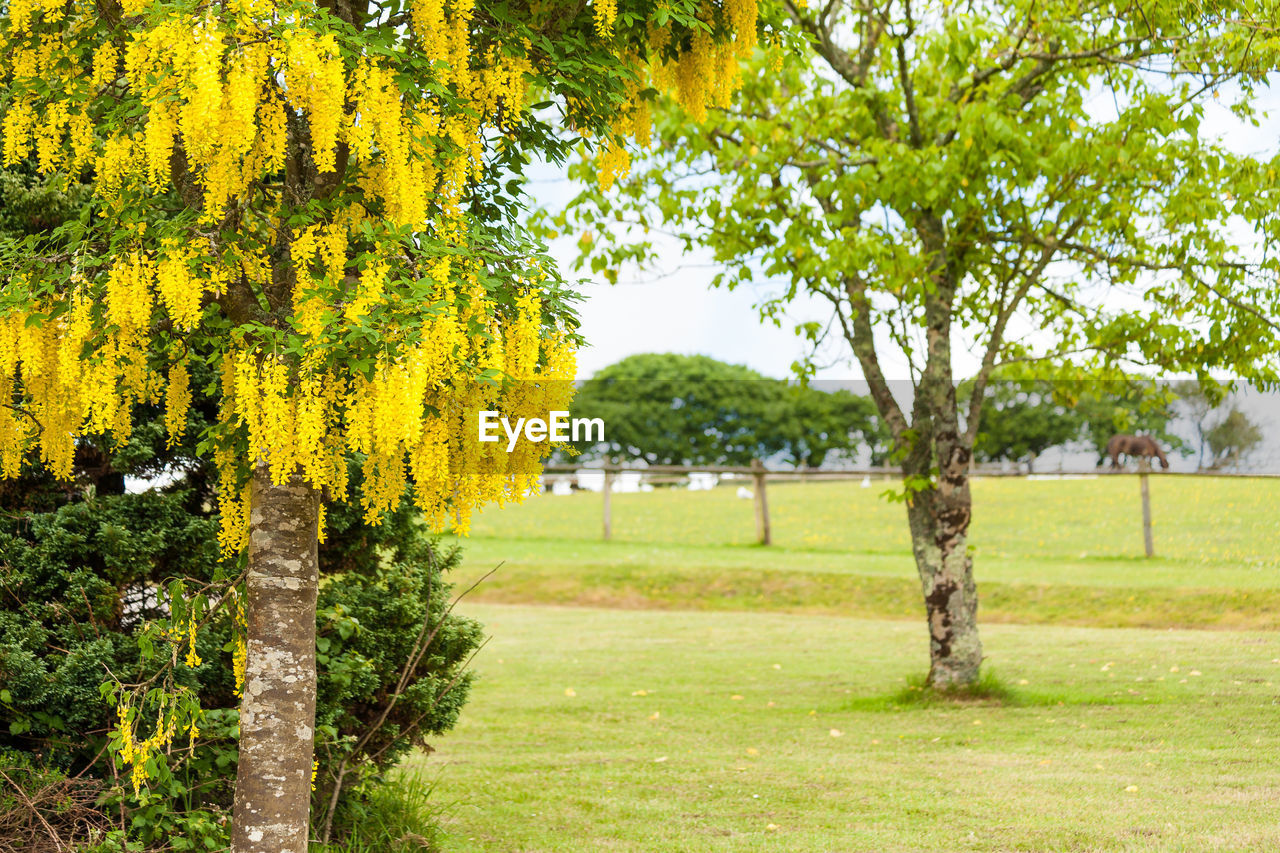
[[563, 0, 1280, 688], [0, 0, 772, 849]]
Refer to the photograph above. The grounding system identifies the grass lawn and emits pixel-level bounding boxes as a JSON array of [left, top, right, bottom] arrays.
[[414, 477, 1280, 850], [441, 476, 1280, 630], [421, 604, 1280, 852]]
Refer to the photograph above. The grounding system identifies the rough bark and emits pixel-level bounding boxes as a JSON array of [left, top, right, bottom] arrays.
[[903, 406, 983, 688], [906, 490, 982, 688], [231, 467, 321, 853]]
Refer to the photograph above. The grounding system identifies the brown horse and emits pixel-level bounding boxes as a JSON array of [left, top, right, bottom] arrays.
[[1105, 434, 1169, 470]]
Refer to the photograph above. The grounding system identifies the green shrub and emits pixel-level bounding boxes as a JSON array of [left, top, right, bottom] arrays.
[[0, 442, 480, 849], [314, 769, 444, 853]]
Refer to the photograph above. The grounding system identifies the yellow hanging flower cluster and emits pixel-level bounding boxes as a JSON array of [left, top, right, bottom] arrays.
[[165, 362, 192, 448], [116, 699, 182, 796], [724, 0, 760, 57], [282, 29, 345, 173], [155, 238, 207, 330], [594, 0, 619, 38], [596, 69, 653, 190], [588, 0, 760, 188], [653, 25, 742, 125], [215, 273, 575, 540], [0, 299, 112, 480], [231, 591, 248, 697], [0, 245, 212, 479], [184, 613, 203, 668], [0, 252, 579, 550]]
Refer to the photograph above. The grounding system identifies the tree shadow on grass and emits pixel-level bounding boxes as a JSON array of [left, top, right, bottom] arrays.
[[841, 669, 1165, 712]]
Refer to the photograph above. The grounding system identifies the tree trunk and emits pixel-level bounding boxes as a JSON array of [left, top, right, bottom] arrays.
[[231, 467, 321, 853], [905, 473, 982, 689]]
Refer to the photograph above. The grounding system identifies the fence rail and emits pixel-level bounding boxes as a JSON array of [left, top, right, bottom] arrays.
[[538, 461, 1280, 550], [542, 464, 1280, 478]]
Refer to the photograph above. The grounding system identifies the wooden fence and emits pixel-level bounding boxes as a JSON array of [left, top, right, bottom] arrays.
[[540, 462, 1279, 555]]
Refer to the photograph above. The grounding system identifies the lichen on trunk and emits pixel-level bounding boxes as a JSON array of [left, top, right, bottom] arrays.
[[231, 467, 321, 853], [906, 440, 983, 686], [903, 361, 983, 690], [907, 498, 982, 688]]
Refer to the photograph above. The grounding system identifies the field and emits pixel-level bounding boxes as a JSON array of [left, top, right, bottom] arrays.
[[443, 476, 1280, 629], [415, 477, 1280, 851]]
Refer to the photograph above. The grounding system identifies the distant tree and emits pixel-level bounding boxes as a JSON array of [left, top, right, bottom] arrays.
[[968, 377, 1184, 471], [567, 353, 778, 466], [1074, 382, 1184, 465], [1205, 407, 1264, 470], [566, 354, 883, 467], [1169, 380, 1266, 471], [970, 380, 1080, 472], [769, 384, 887, 468]]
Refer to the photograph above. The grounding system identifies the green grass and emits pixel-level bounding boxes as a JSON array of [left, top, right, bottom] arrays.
[[440, 477, 1280, 629], [410, 477, 1280, 850], [421, 604, 1280, 852]]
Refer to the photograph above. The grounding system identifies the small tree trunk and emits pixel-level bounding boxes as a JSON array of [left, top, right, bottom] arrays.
[[906, 486, 982, 689], [231, 467, 321, 853]]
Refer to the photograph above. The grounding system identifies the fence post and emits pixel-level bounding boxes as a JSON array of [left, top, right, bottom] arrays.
[[602, 466, 613, 542], [752, 459, 771, 546], [1139, 462, 1154, 558]]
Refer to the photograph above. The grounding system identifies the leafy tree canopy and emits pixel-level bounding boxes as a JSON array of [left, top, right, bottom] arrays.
[[566, 352, 884, 466], [0, 0, 781, 539]]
